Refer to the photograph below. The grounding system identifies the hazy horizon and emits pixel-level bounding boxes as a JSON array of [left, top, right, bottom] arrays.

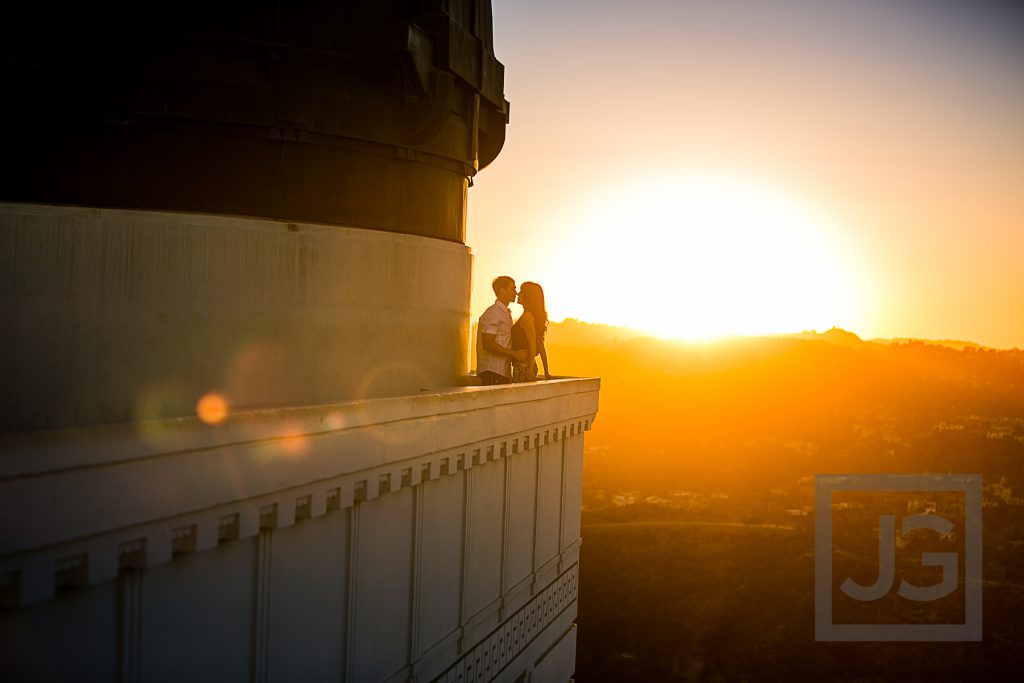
[[539, 316, 1021, 351]]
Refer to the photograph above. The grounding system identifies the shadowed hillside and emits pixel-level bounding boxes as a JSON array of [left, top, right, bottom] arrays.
[[543, 321, 1024, 681], [547, 321, 1024, 492]]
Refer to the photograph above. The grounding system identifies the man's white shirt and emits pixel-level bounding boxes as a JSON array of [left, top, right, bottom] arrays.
[[477, 298, 513, 377]]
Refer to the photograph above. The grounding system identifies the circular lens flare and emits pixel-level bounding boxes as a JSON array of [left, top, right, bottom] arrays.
[[196, 392, 229, 425], [280, 427, 309, 456]]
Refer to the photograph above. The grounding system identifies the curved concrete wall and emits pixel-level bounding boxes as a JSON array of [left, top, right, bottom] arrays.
[[0, 2, 507, 243], [0, 203, 472, 432]]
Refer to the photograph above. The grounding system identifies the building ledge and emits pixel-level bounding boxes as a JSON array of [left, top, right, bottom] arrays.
[[0, 378, 599, 605], [0, 378, 599, 477]]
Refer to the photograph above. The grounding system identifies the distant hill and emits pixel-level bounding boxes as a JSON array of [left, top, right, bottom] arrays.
[[547, 320, 992, 353], [772, 327, 878, 350], [543, 318, 1024, 480], [546, 318, 646, 347], [872, 337, 989, 351], [543, 321, 1024, 511]]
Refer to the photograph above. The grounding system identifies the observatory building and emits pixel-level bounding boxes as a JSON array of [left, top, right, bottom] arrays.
[[0, 2, 599, 681]]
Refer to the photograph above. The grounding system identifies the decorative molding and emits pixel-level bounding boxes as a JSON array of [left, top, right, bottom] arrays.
[[0, 381, 598, 607], [431, 563, 579, 683], [0, 379, 598, 479]]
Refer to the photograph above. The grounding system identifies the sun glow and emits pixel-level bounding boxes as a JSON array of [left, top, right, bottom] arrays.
[[542, 172, 866, 341]]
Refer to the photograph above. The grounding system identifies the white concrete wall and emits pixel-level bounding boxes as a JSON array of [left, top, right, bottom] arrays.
[[267, 510, 349, 681], [0, 203, 473, 432], [0, 379, 598, 682]]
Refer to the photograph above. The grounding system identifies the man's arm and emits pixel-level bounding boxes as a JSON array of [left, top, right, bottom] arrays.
[[482, 333, 527, 361]]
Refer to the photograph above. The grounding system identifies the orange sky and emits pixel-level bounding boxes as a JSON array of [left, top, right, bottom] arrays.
[[467, 0, 1024, 348]]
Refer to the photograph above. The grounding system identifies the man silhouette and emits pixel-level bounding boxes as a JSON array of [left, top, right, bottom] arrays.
[[477, 276, 527, 385]]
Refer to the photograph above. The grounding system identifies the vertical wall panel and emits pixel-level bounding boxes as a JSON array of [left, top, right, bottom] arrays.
[[120, 571, 143, 681], [466, 460, 504, 617], [352, 488, 414, 681], [140, 539, 256, 681], [267, 509, 349, 681], [506, 451, 537, 588], [417, 471, 464, 654], [562, 436, 584, 551], [535, 443, 562, 569], [0, 580, 119, 680]]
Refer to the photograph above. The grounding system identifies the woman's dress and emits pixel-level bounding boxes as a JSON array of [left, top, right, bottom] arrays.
[[510, 317, 536, 382]]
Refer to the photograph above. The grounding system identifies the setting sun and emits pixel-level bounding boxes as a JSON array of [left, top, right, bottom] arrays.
[[542, 173, 865, 341]]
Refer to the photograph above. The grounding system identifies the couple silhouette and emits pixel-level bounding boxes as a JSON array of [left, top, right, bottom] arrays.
[[477, 276, 551, 385]]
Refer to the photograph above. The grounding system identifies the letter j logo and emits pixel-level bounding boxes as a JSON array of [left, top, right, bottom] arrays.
[[814, 474, 982, 642], [840, 514, 957, 602]]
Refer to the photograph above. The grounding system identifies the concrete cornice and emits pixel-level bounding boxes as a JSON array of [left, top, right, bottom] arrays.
[[0, 378, 599, 477], [0, 378, 599, 605]]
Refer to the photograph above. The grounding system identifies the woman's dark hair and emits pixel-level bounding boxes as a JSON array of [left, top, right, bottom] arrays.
[[519, 282, 547, 345]]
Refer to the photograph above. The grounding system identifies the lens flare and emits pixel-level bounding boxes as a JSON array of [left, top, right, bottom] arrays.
[[355, 362, 434, 446], [196, 392, 229, 425], [324, 411, 346, 430], [355, 360, 434, 401], [280, 425, 309, 456]]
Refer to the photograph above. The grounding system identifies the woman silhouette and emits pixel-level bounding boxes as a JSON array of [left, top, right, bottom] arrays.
[[511, 282, 552, 381]]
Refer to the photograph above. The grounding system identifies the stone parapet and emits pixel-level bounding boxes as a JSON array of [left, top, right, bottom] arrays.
[[1, 378, 598, 681]]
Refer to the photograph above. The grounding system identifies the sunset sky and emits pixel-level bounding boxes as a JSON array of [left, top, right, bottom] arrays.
[[467, 0, 1024, 348]]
